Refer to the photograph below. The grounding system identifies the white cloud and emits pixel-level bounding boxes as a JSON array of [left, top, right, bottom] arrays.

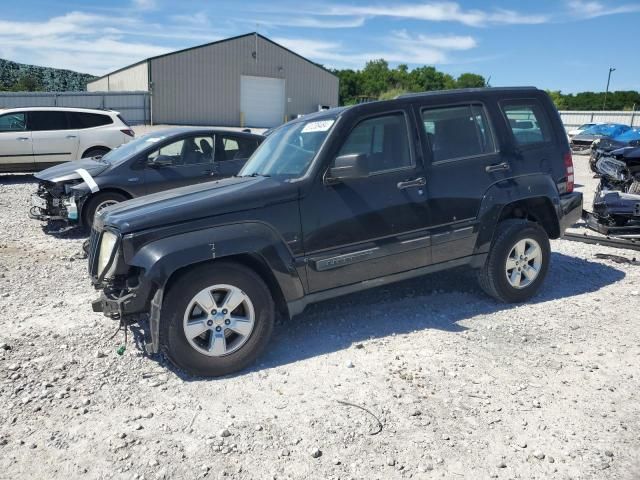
[[300, 2, 549, 27], [273, 30, 478, 69], [252, 15, 366, 28], [132, 0, 157, 10], [567, 0, 640, 18], [171, 12, 210, 26], [0, 12, 171, 75]]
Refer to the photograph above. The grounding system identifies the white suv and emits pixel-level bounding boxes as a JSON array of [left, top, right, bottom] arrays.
[[0, 107, 134, 173]]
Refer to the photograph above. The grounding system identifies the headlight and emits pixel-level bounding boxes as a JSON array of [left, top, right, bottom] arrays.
[[98, 231, 119, 277]]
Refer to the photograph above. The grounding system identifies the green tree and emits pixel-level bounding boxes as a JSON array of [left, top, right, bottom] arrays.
[[456, 73, 486, 88], [546, 90, 569, 110], [407, 66, 455, 92], [379, 88, 408, 101], [13, 74, 43, 92], [360, 59, 391, 97], [333, 68, 362, 105]]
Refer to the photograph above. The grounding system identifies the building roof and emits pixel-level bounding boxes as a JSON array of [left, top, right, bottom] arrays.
[[87, 32, 337, 85]]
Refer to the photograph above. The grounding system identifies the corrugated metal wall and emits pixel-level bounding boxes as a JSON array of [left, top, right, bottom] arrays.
[[87, 77, 109, 92], [0, 92, 150, 124], [150, 35, 339, 126], [559, 110, 640, 128], [87, 62, 149, 92]]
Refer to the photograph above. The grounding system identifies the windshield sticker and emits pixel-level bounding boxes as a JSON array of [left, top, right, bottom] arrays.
[[301, 120, 334, 133]]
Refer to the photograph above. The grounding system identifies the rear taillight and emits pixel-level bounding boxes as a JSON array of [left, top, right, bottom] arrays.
[[564, 151, 574, 193], [121, 129, 135, 137]]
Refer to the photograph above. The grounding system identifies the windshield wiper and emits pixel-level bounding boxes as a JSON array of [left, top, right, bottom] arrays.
[[238, 172, 270, 178]]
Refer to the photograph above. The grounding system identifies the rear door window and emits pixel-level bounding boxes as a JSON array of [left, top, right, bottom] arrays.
[[421, 105, 496, 162], [216, 135, 257, 161], [501, 101, 553, 146], [28, 111, 70, 131]]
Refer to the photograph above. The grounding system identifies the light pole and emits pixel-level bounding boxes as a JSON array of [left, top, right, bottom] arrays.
[[603, 67, 616, 110]]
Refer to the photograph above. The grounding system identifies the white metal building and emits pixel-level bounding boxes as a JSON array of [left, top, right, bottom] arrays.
[[87, 33, 339, 128]]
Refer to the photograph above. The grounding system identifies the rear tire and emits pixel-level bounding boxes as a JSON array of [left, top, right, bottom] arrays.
[[478, 220, 550, 303], [160, 261, 275, 377], [82, 191, 128, 229]]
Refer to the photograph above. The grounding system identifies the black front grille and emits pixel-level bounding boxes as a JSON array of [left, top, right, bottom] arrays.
[[87, 227, 101, 276]]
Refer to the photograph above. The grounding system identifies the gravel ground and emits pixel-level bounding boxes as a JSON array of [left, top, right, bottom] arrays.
[[1, 159, 639, 480]]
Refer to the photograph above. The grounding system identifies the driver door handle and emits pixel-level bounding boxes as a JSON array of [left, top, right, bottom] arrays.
[[17, 137, 30, 141], [485, 162, 510, 173], [66, 135, 77, 139], [397, 177, 426, 190]]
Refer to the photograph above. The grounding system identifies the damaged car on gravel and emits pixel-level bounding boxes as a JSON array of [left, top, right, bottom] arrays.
[[29, 127, 263, 230], [589, 127, 640, 173], [570, 123, 631, 152], [584, 143, 640, 238]]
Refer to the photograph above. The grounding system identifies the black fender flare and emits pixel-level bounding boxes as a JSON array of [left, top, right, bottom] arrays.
[[129, 221, 305, 300], [474, 174, 561, 253], [126, 222, 305, 353]]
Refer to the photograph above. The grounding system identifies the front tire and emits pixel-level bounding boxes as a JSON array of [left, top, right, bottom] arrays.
[[82, 191, 128, 229], [161, 261, 275, 377], [478, 220, 550, 303]]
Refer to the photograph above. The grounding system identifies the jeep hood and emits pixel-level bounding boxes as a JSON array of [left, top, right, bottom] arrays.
[[97, 176, 299, 233], [35, 159, 110, 183]]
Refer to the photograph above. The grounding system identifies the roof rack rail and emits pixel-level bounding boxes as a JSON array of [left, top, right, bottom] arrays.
[[396, 86, 538, 99]]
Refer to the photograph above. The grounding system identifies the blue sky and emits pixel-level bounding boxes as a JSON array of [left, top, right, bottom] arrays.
[[0, 0, 638, 93]]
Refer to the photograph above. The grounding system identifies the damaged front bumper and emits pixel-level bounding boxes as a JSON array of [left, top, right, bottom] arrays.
[[28, 183, 81, 225], [583, 190, 640, 239], [92, 287, 162, 354]]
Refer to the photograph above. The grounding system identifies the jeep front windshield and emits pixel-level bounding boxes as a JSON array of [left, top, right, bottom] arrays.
[[239, 117, 336, 179]]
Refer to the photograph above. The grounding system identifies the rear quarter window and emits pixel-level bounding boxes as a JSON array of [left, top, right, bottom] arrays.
[[69, 112, 114, 129], [501, 100, 553, 146]]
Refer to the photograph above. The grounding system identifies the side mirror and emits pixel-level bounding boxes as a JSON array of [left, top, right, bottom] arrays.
[[327, 153, 369, 182], [147, 155, 173, 168]]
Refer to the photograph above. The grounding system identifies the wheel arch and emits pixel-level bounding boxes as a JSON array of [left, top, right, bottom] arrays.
[[164, 253, 290, 320], [81, 145, 111, 158], [475, 174, 562, 253], [129, 222, 305, 353], [497, 196, 560, 239], [79, 188, 134, 227]]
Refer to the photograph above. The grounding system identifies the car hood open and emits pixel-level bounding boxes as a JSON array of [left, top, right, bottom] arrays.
[[97, 175, 299, 234], [35, 158, 110, 183]]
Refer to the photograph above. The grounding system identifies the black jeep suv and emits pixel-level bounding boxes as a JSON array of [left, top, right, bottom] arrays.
[[89, 87, 582, 376]]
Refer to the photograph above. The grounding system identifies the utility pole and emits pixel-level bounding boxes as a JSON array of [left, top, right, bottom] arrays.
[[602, 67, 615, 111]]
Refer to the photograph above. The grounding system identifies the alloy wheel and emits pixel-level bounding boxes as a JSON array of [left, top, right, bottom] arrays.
[[505, 238, 543, 289], [182, 284, 256, 357]]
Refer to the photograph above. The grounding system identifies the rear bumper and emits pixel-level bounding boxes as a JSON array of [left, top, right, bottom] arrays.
[[558, 192, 583, 234]]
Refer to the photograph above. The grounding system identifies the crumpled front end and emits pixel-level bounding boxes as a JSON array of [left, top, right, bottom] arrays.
[[584, 190, 640, 239], [594, 191, 640, 219], [29, 180, 82, 224]]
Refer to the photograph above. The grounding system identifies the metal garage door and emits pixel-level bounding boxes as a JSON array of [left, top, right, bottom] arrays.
[[240, 76, 285, 128]]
